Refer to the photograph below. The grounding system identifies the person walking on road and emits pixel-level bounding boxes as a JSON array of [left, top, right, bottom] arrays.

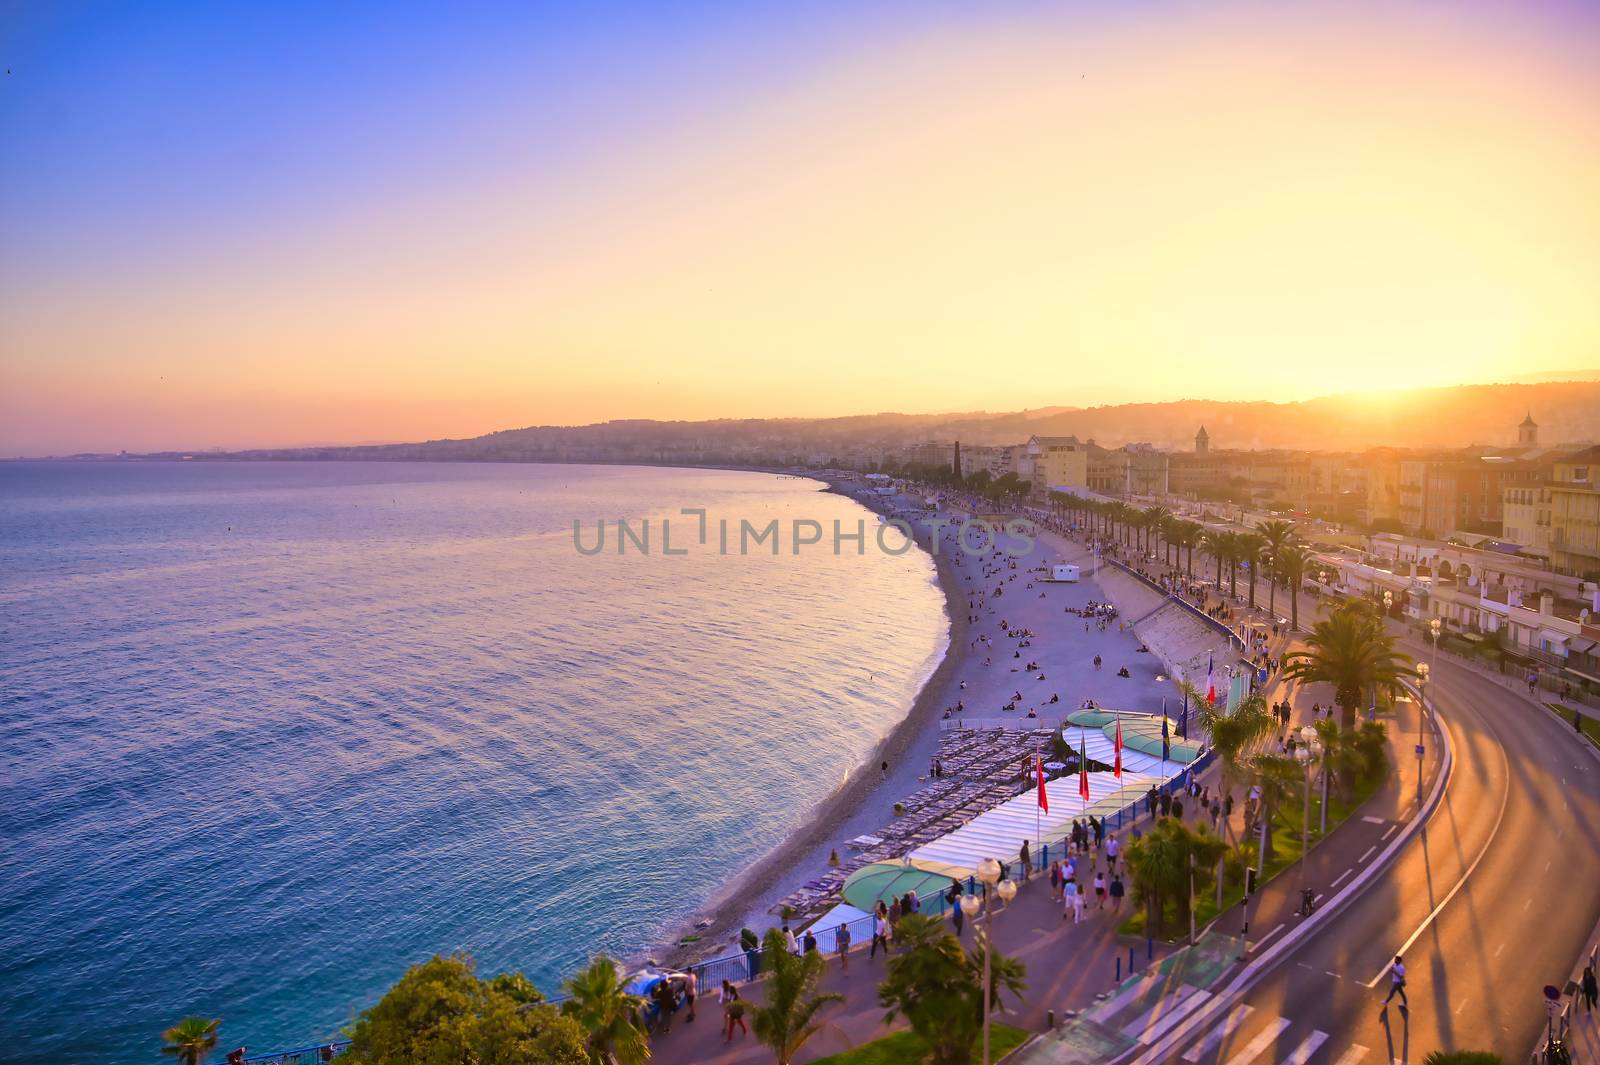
[[1582, 964, 1597, 1014], [834, 922, 851, 971], [1382, 955, 1408, 1011]]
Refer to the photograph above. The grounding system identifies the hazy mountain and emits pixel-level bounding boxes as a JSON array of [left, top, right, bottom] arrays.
[[77, 380, 1600, 462]]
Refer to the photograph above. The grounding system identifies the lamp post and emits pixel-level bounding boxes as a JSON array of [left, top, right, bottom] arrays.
[[1415, 663, 1429, 802], [1294, 726, 1324, 899], [965, 857, 1014, 1065], [1382, 589, 1393, 618], [1429, 617, 1441, 672]]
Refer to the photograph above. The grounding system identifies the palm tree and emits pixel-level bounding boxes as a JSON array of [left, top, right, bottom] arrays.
[[1176, 520, 1203, 580], [1188, 686, 1276, 844], [1256, 520, 1298, 618], [751, 927, 842, 1065], [1201, 529, 1228, 591], [1235, 533, 1267, 609], [1248, 754, 1301, 862], [560, 955, 650, 1065], [877, 914, 1027, 1065], [1282, 600, 1415, 728], [1124, 818, 1228, 939], [161, 1017, 221, 1065], [1143, 506, 1171, 562], [1273, 543, 1312, 630]]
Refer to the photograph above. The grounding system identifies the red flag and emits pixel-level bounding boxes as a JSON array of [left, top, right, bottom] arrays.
[[1113, 713, 1123, 780], [1035, 755, 1049, 814], [1078, 736, 1091, 801]]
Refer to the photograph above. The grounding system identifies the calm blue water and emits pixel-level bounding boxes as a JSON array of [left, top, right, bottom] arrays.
[[0, 462, 946, 1063]]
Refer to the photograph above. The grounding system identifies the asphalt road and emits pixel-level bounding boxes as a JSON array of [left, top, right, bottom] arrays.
[[1151, 649, 1600, 1064]]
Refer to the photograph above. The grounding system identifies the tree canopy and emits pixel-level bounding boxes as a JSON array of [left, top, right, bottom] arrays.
[[341, 954, 588, 1065]]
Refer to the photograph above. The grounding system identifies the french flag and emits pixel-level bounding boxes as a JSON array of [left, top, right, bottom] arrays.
[[1205, 652, 1216, 706]]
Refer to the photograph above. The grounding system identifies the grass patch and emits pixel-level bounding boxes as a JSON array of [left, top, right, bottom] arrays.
[[1545, 703, 1600, 751], [809, 1023, 1030, 1064], [1118, 770, 1385, 941]]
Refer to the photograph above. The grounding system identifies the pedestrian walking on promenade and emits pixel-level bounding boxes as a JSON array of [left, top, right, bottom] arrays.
[[1071, 880, 1087, 923], [1106, 833, 1119, 871], [720, 981, 747, 1041], [1172, 796, 1184, 820], [684, 968, 697, 1022], [1382, 956, 1408, 1011], [871, 903, 890, 958], [834, 923, 851, 971], [1109, 874, 1125, 912], [1583, 965, 1597, 1013], [1020, 840, 1031, 879], [1093, 871, 1107, 909], [950, 889, 965, 938], [782, 923, 798, 954], [888, 896, 902, 937], [1049, 860, 1064, 902], [802, 928, 817, 954]]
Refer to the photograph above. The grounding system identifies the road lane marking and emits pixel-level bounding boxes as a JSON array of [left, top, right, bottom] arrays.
[[1362, 815, 1385, 823], [1359, 845, 1377, 862], [1331, 1047, 1369, 1065], [1494, 942, 1505, 958], [1255, 923, 1286, 950], [1223, 1017, 1291, 1065], [1283, 1030, 1329, 1064], [1331, 868, 1353, 888], [1142, 989, 1212, 1045], [1382, 824, 1398, 840], [1182, 1003, 1253, 1062], [1455, 998, 1469, 1015], [1364, 697, 1512, 988]]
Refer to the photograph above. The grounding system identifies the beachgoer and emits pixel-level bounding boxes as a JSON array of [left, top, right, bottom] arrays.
[[871, 903, 890, 957], [684, 968, 698, 1021], [721, 980, 747, 1040]]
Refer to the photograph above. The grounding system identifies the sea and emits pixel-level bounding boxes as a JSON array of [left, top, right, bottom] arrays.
[[0, 461, 948, 1064]]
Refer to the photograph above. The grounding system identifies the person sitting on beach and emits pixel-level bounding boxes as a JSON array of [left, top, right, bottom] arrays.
[[1116, 666, 1131, 678]]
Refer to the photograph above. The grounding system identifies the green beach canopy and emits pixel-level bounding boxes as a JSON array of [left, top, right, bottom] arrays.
[[841, 861, 964, 912]]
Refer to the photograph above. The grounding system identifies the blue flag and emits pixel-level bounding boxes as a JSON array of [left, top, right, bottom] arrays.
[[1177, 697, 1188, 741]]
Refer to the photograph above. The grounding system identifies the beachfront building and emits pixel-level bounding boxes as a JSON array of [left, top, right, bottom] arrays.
[[1502, 484, 1553, 556], [1026, 435, 1089, 495], [1551, 446, 1600, 579]]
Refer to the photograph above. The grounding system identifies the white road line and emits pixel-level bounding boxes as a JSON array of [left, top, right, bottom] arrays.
[[1144, 989, 1212, 1045], [1524, 898, 1533, 911], [1331, 1047, 1370, 1065], [1364, 703, 1512, 988], [1494, 942, 1505, 958], [1455, 997, 1470, 1015], [1283, 1030, 1329, 1064], [1382, 824, 1399, 841], [1223, 1017, 1291, 1065], [1255, 923, 1286, 950], [1331, 868, 1353, 888], [1181, 1003, 1253, 1062], [1359, 845, 1377, 862], [1362, 815, 1385, 823]]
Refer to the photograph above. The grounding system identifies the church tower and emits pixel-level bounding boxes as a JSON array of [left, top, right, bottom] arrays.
[[1195, 426, 1210, 455], [1518, 413, 1538, 447]]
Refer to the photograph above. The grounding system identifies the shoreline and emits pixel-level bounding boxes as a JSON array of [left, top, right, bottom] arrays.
[[659, 478, 972, 967]]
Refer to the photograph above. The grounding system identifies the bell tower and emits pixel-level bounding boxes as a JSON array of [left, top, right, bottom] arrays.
[[1517, 413, 1538, 447], [1195, 426, 1210, 455]]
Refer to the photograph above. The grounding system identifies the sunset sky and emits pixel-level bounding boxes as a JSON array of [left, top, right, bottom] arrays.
[[2, 1, 1598, 454]]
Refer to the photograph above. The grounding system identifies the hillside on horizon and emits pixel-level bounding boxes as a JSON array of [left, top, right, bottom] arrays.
[[70, 379, 1600, 461]]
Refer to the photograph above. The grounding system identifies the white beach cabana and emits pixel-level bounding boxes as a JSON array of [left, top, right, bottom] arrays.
[[906, 772, 1155, 875]]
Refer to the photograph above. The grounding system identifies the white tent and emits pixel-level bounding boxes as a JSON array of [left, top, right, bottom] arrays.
[[908, 771, 1154, 874]]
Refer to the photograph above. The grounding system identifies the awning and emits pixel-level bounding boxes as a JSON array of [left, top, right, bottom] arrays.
[[1569, 638, 1598, 655]]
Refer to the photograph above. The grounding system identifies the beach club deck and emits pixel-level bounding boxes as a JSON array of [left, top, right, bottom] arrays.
[[767, 710, 1203, 929]]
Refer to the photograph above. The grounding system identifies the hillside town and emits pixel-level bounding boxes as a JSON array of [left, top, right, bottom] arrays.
[[852, 414, 1600, 707]]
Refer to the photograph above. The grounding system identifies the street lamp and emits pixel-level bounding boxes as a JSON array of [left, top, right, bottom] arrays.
[[968, 857, 1014, 1065], [1294, 726, 1324, 909], [1428, 617, 1441, 673], [1415, 663, 1430, 802], [1382, 590, 1393, 617]]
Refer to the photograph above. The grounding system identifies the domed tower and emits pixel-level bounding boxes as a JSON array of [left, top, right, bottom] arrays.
[[1518, 412, 1538, 447], [1195, 426, 1210, 455]]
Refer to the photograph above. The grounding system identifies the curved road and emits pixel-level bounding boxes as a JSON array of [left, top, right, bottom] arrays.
[[1145, 648, 1600, 1063]]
